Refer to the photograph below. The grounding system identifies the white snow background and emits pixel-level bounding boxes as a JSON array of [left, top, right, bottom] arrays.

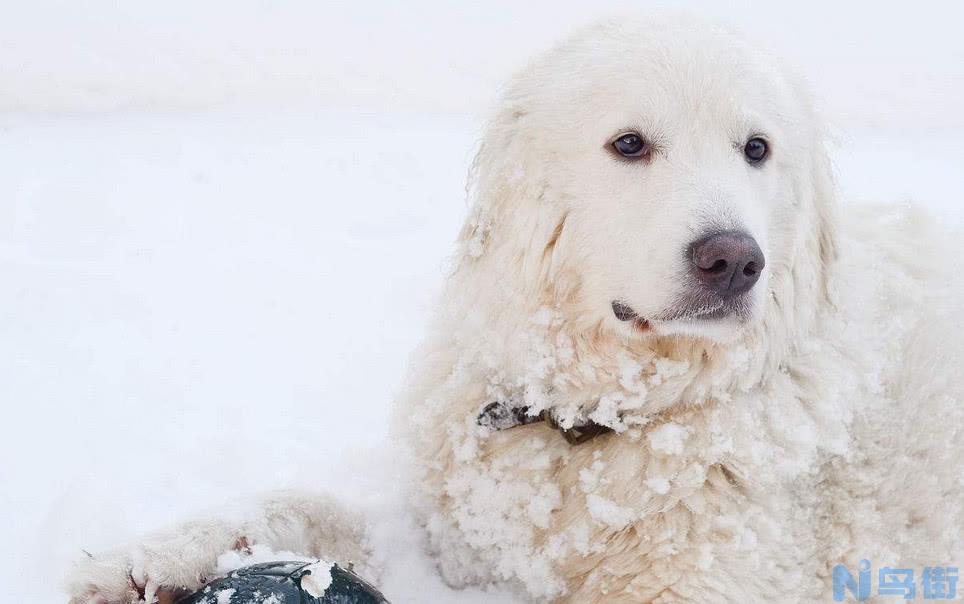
[[1, 1, 962, 602]]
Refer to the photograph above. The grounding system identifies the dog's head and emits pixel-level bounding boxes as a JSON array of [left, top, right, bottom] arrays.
[[460, 17, 836, 345]]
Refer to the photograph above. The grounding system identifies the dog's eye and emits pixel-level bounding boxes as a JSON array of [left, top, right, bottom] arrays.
[[612, 133, 649, 158], [744, 137, 769, 164]]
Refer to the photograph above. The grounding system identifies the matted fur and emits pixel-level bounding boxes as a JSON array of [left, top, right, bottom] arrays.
[[397, 16, 963, 604]]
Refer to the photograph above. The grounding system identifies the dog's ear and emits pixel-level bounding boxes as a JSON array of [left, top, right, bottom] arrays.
[[809, 138, 838, 306], [457, 103, 543, 260], [455, 102, 572, 299]]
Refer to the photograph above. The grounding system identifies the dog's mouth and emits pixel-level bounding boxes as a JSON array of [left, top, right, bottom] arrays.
[[611, 296, 751, 331], [610, 301, 650, 331]]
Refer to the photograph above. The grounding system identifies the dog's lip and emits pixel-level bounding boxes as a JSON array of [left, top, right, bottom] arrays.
[[659, 304, 730, 322], [611, 301, 651, 331], [611, 301, 638, 321], [612, 298, 742, 328]]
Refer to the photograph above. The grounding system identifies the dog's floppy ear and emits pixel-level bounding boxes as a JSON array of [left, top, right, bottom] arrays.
[[457, 103, 542, 260], [809, 138, 839, 306], [455, 102, 572, 299]]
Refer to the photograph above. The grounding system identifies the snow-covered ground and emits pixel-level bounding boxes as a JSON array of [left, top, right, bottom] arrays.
[[1, 2, 962, 603]]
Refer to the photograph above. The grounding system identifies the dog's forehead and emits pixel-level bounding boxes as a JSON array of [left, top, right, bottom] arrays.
[[511, 18, 801, 134]]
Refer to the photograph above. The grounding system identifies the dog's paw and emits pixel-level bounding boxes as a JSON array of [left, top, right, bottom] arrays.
[[65, 520, 240, 603], [65, 548, 145, 604]]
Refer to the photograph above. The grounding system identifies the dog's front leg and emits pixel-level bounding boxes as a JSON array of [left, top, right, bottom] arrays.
[[64, 490, 371, 604]]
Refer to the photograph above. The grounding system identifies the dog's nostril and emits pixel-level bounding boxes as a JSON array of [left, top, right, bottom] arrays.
[[707, 259, 728, 274], [743, 261, 758, 276]]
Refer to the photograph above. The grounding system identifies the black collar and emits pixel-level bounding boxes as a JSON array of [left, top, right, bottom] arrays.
[[477, 401, 613, 445]]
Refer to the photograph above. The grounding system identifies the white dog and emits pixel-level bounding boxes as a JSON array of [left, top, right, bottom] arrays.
[[67, 16, 963, 604]]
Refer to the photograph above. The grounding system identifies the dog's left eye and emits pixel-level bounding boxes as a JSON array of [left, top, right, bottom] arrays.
[[744, 137, 769, 163], [612, 133, 649, 158]]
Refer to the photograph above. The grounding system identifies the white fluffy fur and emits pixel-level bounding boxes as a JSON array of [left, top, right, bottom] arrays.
[[65, 491, 372, 604], [66, 16, 963, 604], [400, 16, 963, 603]]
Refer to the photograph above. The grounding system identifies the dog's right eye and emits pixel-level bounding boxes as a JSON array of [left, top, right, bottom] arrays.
[[612, 133, 649, 158]]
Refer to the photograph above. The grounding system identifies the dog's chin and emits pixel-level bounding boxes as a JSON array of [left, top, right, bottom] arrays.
[[648, 314, 748, 343]]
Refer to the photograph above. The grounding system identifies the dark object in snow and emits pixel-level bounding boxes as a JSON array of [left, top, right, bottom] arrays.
[[477, 400, 614, 445], [175, 560, 389, 604], [476, 400, 544, 430]]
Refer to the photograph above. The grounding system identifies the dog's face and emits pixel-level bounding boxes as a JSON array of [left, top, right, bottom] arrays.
[[480, 19, 829, 343]]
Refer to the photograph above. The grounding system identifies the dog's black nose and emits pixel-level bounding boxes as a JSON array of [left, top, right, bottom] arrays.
[[689, 231, 765, 297]]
